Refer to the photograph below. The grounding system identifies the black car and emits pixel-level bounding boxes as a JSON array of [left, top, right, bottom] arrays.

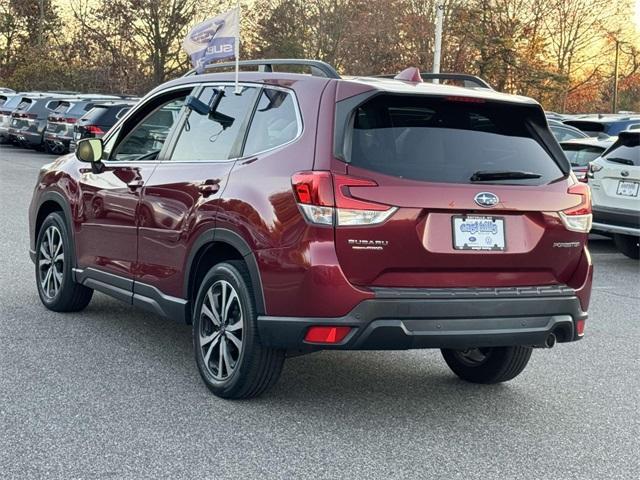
[[69, 100, 138, 151], [7, 95, 67, 149], [44, 95, 121, 154]]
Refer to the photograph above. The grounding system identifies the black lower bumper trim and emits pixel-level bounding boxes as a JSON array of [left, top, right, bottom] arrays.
[[258, 294, 586, 350]]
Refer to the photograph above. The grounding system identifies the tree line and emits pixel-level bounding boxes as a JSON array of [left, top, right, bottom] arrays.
[[0, 0, 638, 113]]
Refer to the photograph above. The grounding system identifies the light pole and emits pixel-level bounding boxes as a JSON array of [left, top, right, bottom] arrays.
[[613, 39, 620, 114], [433, 0, 445, 82]]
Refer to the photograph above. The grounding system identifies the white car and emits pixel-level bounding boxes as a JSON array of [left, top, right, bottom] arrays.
[[587, 131, 640, 259]]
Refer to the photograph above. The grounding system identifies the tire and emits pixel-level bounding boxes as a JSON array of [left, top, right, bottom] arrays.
[[193, 260, 285, 399], [441, 346, 532, 384], [35, 212, 93, 312], [614, 234, 639, 260]]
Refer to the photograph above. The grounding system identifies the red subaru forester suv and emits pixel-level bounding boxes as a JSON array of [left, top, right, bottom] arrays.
[[29, 60, 593, 399]]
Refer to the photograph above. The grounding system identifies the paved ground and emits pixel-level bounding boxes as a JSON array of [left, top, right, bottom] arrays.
[[1, 144, 639, 479]]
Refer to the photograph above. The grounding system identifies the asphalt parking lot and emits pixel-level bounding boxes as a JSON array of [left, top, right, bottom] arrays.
[[1, 144, 639, 479]]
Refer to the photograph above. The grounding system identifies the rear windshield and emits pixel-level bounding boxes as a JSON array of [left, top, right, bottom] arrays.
[[16, 99, 33, 110], [53, 102, 70, 114], [561, 144, 604, 167], [81, 106, 110, 122], [1, 95, 23, 111], [348, 95, 563, 184], [604, 134, 640, 166]]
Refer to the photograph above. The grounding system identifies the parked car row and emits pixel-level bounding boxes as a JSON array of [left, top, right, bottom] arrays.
[[0, 90, 138, 153]]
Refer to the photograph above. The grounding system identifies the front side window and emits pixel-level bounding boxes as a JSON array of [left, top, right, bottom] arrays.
[[243, 88, 299, 156], [170, 86, 258, 162], [111, 96, 186, 162]]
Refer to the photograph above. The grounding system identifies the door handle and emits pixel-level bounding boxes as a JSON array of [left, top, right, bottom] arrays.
[[198, 180, 220, 197], [127, 180, 144, 191]]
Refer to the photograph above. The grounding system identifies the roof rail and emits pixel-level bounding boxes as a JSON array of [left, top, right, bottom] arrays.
[[376, 72, 492, 89], [184, 59, 341, 79]]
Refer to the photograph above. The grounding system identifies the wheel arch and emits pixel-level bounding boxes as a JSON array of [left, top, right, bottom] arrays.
[[185, 228, 266, 321], [35, 192, 77, 269]]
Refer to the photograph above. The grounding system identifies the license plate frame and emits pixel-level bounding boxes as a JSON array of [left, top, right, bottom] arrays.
[[616, 180, 639, 197], [452, 215, 506, 251]]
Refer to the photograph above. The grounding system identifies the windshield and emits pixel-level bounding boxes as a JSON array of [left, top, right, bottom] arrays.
[[348, 95, 564, 185]]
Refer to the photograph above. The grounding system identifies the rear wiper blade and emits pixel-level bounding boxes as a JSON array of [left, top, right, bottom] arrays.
[[470, 170, 542, 181], [606, 157, 634, 166]]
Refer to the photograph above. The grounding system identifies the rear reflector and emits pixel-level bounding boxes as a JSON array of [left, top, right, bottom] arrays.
[[576, 319, 585, 336], [304, 326, 352, 344]]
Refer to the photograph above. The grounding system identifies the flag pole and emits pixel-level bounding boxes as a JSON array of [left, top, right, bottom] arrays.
[[234, 1, 241, 94]]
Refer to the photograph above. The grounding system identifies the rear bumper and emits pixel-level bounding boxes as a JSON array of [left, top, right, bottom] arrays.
[[258, 286, 587, 350], [592, 206, 640, 236], [11, 129, 43, 147]]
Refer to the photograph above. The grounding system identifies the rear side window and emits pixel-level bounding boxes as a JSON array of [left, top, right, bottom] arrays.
[[348, 95, 563, 184], [604, 135, 640, 166], [561, 144, 604, 168], [243, 88, 299, 155], [170, 86, 258, 161]]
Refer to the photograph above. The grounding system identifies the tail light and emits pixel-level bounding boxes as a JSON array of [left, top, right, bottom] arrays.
[[559, 182, 592, 233], [65, 117, 77, 124], [291, 171, 397, 226], [85, 125, 104, 135]]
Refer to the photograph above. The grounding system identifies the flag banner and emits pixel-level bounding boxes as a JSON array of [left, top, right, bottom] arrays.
[[183, 7, 239, 72]]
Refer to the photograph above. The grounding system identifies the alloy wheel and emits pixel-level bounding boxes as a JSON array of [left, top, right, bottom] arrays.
[[198, 280, 244, 380], [38, 225, 64, 299]]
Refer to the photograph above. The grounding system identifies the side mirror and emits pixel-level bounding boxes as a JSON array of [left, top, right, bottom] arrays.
[[76, 138, 103, 163]]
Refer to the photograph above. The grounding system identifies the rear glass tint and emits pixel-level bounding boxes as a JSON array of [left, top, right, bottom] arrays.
[[564, 121, 605, 135], [348, 95, 563, 184], [16, 99, 33, 110], [561, 144, 604, 167], [1, 95, 23, 110], [81, 106, 110, 123], [53, 102, 70, 114], [604, 135, 640, 166]]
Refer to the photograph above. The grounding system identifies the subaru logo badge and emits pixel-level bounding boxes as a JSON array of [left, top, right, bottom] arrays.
[[621, 170, 629, 177], [474, 192, 499, 207]]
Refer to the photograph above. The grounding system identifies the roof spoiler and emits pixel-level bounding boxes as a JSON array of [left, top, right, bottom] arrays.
[[375, 72, 492, 89]]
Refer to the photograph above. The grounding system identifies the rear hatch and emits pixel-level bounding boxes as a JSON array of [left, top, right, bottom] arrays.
[[10, 98, 35, 130], [331, 93, 588, 288], [590, 132, 640, 212], [46, 101, 72, 136]]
